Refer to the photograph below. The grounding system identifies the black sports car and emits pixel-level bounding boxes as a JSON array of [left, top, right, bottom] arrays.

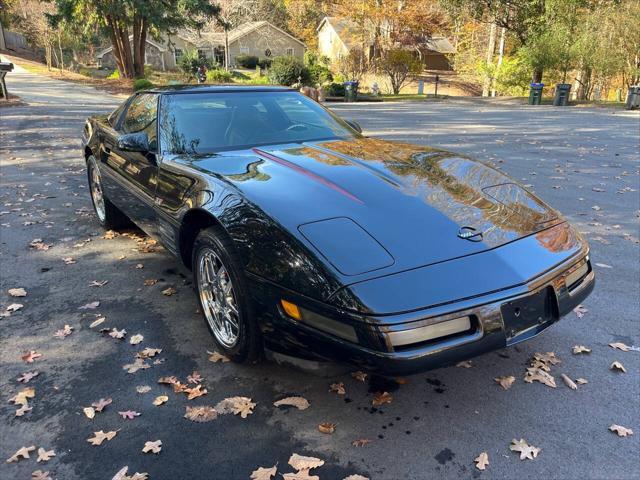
[[81, 85, 594, 374]]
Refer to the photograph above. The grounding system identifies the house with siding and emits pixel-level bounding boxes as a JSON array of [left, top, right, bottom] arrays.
[[97, 21, 305, 71]]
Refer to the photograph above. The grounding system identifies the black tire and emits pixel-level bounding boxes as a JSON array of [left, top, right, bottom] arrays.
[[192, 225, 262, 363], [87, 155, 130, 230]]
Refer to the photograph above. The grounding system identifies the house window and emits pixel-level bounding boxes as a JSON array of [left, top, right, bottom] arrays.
[[239, 46, 249, 54], [197, 49, 207, 60], [286, 48, 294, 56], [174, 48, 183, 63]]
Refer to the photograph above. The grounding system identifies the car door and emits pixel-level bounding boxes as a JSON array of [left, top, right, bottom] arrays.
[[103, 93, 160, 236]]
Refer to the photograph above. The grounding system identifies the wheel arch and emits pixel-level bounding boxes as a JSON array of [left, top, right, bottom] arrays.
[[179, 208, 229, 270]]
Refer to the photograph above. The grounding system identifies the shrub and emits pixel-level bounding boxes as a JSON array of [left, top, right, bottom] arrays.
[[258, 58, 272, 69], [268, 56, 311, 86], [78, 67, 92, 77], [143, 64, 154, 78], [133, 78, 154, 91], [206, 69, 234, 83], [107, 69, 120, 80], [236, 54, 259, 69], [325, 82, 345, 97], [304, 51, 333, 85], [377, 49, 422, 94], [179, 49, 214, 79]]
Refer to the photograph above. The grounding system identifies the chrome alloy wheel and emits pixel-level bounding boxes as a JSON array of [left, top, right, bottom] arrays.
[[197, 247, 240, 348], [89, 160, 106, 222]]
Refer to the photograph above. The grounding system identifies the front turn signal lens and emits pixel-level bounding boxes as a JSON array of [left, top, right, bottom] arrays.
[[280, 300, 302, 320]]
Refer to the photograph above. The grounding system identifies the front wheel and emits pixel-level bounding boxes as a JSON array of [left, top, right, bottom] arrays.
[[192, 226, 262, 362], [87, 155, 130, 230]]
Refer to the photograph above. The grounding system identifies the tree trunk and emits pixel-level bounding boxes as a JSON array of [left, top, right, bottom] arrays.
[[57, 31, 64, 71], [224, 29, 230, 71], [482, 22, 496, 97], [117, 22, 135, 79], [132, 16, 147, 78], [532, 66, 543, 84], [492, 27, 506, 97]]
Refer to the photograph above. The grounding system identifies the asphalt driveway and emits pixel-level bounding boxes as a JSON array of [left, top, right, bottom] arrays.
[[1, 66, 639, 480]]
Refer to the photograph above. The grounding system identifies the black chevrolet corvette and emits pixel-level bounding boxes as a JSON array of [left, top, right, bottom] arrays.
[[81, 85, 594, 374]]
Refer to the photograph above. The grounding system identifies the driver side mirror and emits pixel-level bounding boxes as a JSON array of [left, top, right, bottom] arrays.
[[117, 132, 149, 152], [345, 120, 362, 134]]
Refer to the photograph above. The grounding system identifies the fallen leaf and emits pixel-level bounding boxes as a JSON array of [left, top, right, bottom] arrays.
[[371, 391, 393, 406], [83, 407, 95, 419], [144, 279, 158, 286], [62, 257, 77, 265], [288, 453, 325, 472], [184, 405, 218, 422], [533, 352, 561, 366], [343, 476, 369, 480], [89, 280, 109, 287], [561, 373, 578, 390], [610, 361, 626, 373], [609, 424, 633, 437], [142, 440, 162, 454], [215, 396, 256, 418], [474, 452, 489, 471], [54, 324, 74, 339], [456, 360, 473, 368], [129, 334, 144, 345], [17, 371, 39, 383], [329, 382, 346, 395], [595, 263, 612, 268], [576, 378, 588, 384], [92, 397, 112, 412], [87, 430, 118, 446], [251, 465, 277, 480], [609, 342, 631, 352], [351, 438, 372, 447], [8, 287, 27, 297], [207, 350, 230, 363], [9, 387, 35, 406], [36, 448, 55, 463], [161, 287, 176, 296], [509, 438, 541, 460], [136, 385, 152, 394], [79, 301, 100, 310], [111, 467, 149, 480], [123, 358, 150, 374], [153, 395, 169, 406], [351, 371, 367, 382], [6, 303, 24, 312], [572, 345, 591, 354], [274, 396, 310, 410], [109, 328, 127, 339], [524, 368, 557, 388], [185, 385, 208, 400], [6, 445, 36, 463], [30, 239, 51, 250], [137, 347, 162, 359], [31, 470, 52, 480], [158, 376, 179, 385], [15, 404, 33, 417], [494, 375, 516, 390], [187, 371, 203, 384], [118, 410, 141, 420], [89, 317, 106, 328], [573, 305, 588, 318], [318, 422, 336, 434]]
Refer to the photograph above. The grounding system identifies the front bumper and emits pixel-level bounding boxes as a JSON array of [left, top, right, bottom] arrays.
[[248, 253, 594, 376]]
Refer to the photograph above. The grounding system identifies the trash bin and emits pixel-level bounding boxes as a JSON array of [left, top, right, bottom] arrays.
[[343, 81, 359, 102], [528, 83, 544, 105], [625, 86, 640, 110], [553, 84, 571, 106]]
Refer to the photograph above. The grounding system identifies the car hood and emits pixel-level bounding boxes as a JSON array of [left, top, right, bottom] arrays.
[[182, 137, 562, 282]]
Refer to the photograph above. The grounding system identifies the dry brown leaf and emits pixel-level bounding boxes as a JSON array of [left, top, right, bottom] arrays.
[[371, 391, 393, 406], [17, 371, 39, 383], [123, 358, 150, 374], [15, 404, 32, 417], [609, 342, 631, 352], [109, 328, 127, 339], [282, 473, 319, 480], [533, 352, 561, 366], [79, 301, 100, 310], [87, 430, 118, 446], [136, 385, 152, 394], [161, 287, 177, 296], [343, 476, 369, 480], [184, 405, 218, 422], [318, 422, 336, 434], [31, 470, 52, 480], [215, 396, 256, 418], [184, 385, 208, 400], [6, 445, 36, 463], [250, 465, 277, 480], [62, 257, 77, 265], [129, 334, 144, 345], [30, 239, 51, 251], [610, 361, 627, 373], [187, 371, 203, 384], [288, 453, 325, 472], [573, 305, 588, 318], [351, 438, 372, 447], [153, 395, 169, 406], [572, 345, 591, 354], [6, 303, 24, 313], [274, 396, 310, 410], [10, 387, 35, 406], [137, 347, 162, 359], [22, 350, 42, 363], [351, 371, 367, 382], [54, 324, 74, 339], [207, 350, 230, 363], [474, 452, 489, 471], [36, 448, 55, 463], [329, 382, 346, 395], [83, 407, 95, 419], [144, 279, 158, 286], [92, 397, 112, 412], [111, 466, 150, 480], [142, 440, 162, 454], [158, 376, 179, 385], [456, 360, 473, 368], [89, 316, 106, 328], [576, 378, 588, 385], [8, 287, 27, 297], [136, 263, 144, 269], [609, 424, 633, 437], [494, 376, 516, 390], [561, 373, 578, 390], [509, 439, 541, 460], [118, 410, 141, 420], [524, 368, 557, 388]]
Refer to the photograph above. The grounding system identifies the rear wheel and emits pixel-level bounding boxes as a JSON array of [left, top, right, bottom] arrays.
[[193, 226, 262, 362], [87, 155, 130, 230]]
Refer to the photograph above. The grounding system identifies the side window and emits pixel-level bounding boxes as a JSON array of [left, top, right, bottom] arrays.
[[121, 94, 158, 134], [108, 101, 127, 127]]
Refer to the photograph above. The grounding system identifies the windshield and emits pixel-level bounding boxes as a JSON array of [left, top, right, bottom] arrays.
[[158, 91, 359, 154]]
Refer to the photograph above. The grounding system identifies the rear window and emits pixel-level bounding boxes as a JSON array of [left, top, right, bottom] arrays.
[[158, 91, 358, 154]]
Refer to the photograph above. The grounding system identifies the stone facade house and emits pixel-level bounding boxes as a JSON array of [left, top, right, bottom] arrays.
[[316, 16, 455, 71], [97, 21, 305, 71]]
